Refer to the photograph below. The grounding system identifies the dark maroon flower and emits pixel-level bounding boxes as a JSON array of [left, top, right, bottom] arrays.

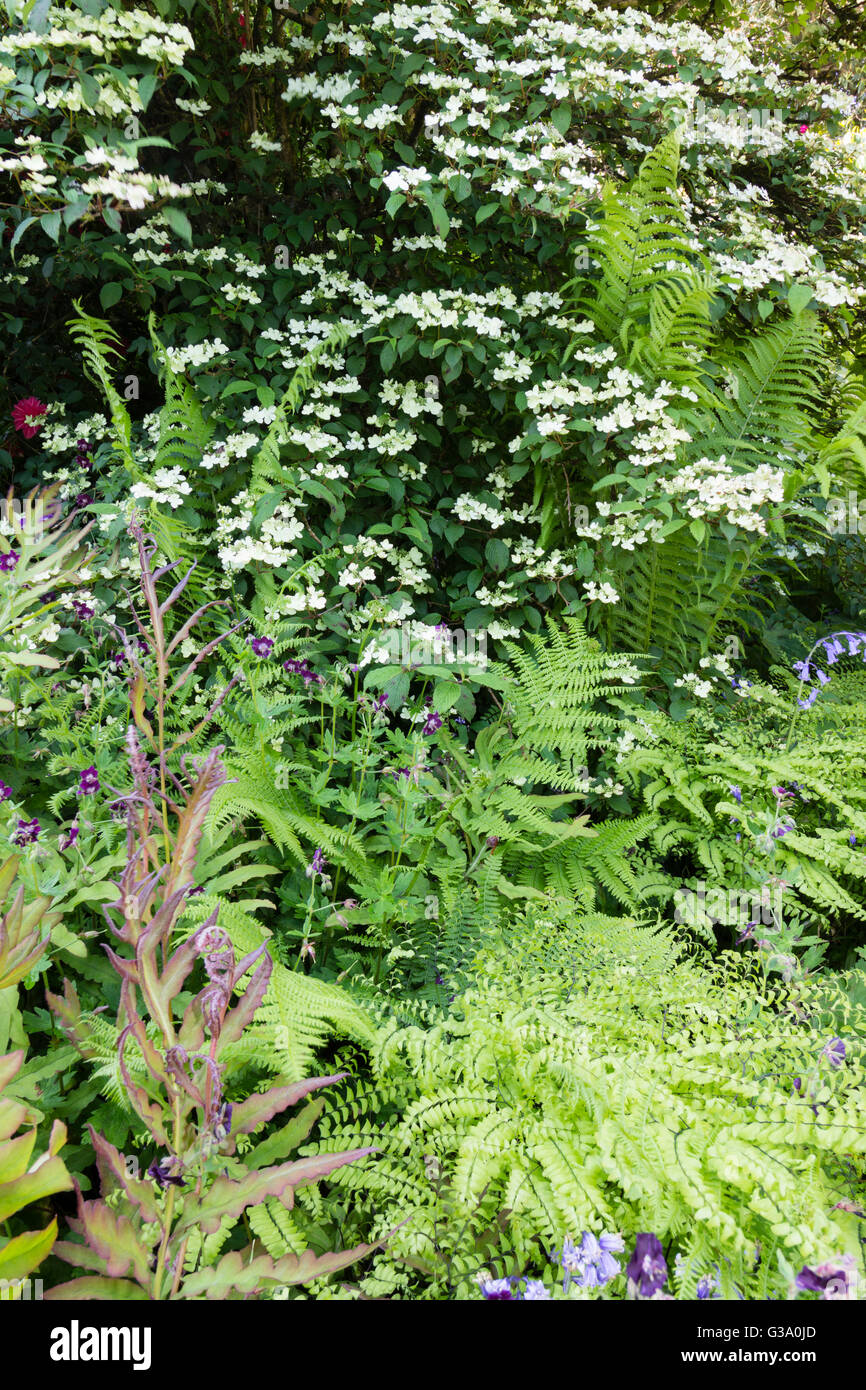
[[626, 1234, 668, 1298], [72, 598, 95, 621], [486, 836, 500, 849], [12, 817, 41, 845], [0, 550, 19, 573], [59, 824, 79, 852], [147, 1157, 186, 1189], [78, 765, 100, 796], [249, 635, 274, 658], [283, 657, 317, 685]]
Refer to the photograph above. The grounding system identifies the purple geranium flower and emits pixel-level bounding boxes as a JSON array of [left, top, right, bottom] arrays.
[[0, 550, 19, 573], [626, 1234, 669, 1299], [147, 1157, 186, 1190], [12, 817, 41, 845], [72, 598, 95, 621], [480, 1277, 516, 1300], [0, 782, 12, 801], [422, 710, 443, 736], [821, 1037, 846, 1068], [249, 635, 274, 658], [78, 765, 100, 796], [795, 1258, 856, 1299], [59, 824, 79, 852]]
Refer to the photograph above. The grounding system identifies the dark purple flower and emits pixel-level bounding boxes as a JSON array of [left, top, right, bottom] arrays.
[[850, 835, 857, 847], [72, 598, 95, 621], [736, 921, 757, 945], [372, 691, 389, 712], [73, 493, 94, 509], [306, 847, 327, 878], [795, 1259, 855, 1299], [12, 817, 41, 845], [422, 710, 443, 736], [480, 1277, 516, 1300], [0, 782, 12, 801], [626, 1234, 668, 1298], [147, 1157, 186, 1190], [821, 1038, 846, 1068], [59, 824, 79, 852], [0, 550, 19, 573], [78, 765, 100, 796], [249, 635, 274, 658], [283, 657, 322, 687]]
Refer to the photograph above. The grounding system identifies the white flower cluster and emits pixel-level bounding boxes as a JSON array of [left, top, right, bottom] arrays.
[[663, 459, 785, 534]]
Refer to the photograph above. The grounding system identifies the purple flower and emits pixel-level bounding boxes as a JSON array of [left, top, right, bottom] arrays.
[[850, 835, 857, 847], [306, 847, 327, 878], [72, 598, 95, 621], [147, 1157, 186, 1190], [555, 1231, 624, 1291], [78, 765, 100, 796], [735, 921, 757, 945], [823, 639, 844, 665], [798, 688, 819, 710], [795, 1258, 856, 1299], [12, 817, 41, 845], [821, 1038, 846, 1068], [480, 1277, 516, 1301], [249, 635, 274, 658], [422, 710, 443, 736], [792, 660, 812, 681], [372, 691, 389, 712], [0, 550, 19, 573], [520, 1279, 552, 1300], [626, 1234, 668, 1299], [283, 657, 323, 687], [59, 824, 79, 852], [697, 1271, 720, 1300], [486, 836, 500, 849], [814, 667, 830, 686], [730, 785, 742, 803], [0, 782, 12, 801]]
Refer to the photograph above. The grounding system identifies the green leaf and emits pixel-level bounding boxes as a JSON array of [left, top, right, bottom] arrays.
[[163, 206, 193, 245], [551, 103, 572, 135], [99, 282, 123, 311], [429, 199, 450, 239], [485, 538, 510, 571], [476, 203, 498, 224], [787, 283, 814, 316], [40, 212, 60, 243]]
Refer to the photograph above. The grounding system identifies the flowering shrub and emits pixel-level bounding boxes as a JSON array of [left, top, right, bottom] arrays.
[[1, 0, 866, 1309]]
